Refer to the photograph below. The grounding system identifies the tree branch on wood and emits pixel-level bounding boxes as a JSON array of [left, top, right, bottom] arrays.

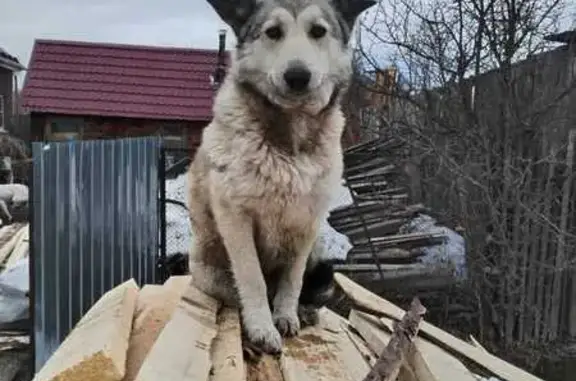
[[362, 298, 427, 381]]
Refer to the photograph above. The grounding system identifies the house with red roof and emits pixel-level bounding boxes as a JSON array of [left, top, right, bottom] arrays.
[[0, 47, 26, 133], [21, 39, 225, 149]]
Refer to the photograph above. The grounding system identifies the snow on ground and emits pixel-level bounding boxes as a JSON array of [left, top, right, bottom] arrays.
[[164, 173, 467, 276], [165, 173, 354, 261], [165, 173, 193, 255], [401, 214, 467, 279], [0, 257, 29, 325]]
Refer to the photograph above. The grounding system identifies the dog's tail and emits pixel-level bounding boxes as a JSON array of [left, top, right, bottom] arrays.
[[299, 258, 338, 308]]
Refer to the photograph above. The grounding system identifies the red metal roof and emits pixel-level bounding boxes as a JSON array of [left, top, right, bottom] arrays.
[[21, 39, 226, 121]]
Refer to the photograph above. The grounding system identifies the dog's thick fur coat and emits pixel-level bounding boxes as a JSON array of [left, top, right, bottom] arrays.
[[188, 0, 376, 353]]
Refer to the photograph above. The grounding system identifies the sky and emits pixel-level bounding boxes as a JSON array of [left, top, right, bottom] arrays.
[[1, 0, 238, 80], [2, 0, 574, 86]]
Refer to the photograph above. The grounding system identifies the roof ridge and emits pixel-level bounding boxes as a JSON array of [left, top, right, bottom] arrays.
[[34, 38, 225, 55]]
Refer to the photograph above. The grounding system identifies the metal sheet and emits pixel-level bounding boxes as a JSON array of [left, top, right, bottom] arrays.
[[31, 137, 161, 370]]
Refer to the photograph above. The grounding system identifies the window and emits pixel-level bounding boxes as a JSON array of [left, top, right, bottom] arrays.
[[0, 95, 4, 130], [50, 117, 83, 133], [48, 116, 84, 140]]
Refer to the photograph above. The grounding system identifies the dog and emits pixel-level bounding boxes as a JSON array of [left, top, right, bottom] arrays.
[[188, 0, 376, 354], [0, 183, 29, 225]]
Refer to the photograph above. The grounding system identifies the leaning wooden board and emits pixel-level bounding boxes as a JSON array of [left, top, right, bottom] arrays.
[[334, 273, 544, 381]]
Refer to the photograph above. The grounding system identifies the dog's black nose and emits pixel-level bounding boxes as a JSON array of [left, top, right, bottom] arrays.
[[284, 66, 311, 92]]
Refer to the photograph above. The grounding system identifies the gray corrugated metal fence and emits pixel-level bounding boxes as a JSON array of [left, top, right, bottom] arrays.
[[31, 137, 161, 370]]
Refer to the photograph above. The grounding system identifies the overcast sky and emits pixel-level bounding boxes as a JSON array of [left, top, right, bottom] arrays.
[[1, 0, 237, 71], [2, 0, 574, 85]]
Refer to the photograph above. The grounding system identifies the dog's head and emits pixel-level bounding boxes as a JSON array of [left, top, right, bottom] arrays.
[[207, 0, 376, 114]]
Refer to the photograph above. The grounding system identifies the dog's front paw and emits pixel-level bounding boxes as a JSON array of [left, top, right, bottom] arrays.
[[243, 317, 283, 355], [273, 310, 301, 337]]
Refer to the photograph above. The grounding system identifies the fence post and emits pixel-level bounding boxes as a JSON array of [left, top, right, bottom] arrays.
[[157, 147, 168, 283]]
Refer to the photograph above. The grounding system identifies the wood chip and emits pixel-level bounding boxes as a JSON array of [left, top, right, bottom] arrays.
[[280, 309, 365, 381]]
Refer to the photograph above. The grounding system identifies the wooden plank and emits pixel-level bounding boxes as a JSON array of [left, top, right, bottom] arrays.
[[4, 225, 29, 268], [209, 308, 245, 381], [32, 279, 140, 381], [278, 307, 375, 381], [280, 326, 353, 381], [124, 279, 190, 381], [317, 309, 372, 380], [0, 224, 27, 265], [335, 273, 544, 381], [247, 356, 284, 381], [163, 275, 192, 291], [468, 335, 488, 352], [0, 334, 29, 351], [134, 284, 220, 381]]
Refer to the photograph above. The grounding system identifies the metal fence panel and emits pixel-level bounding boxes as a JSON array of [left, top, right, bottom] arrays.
[[31, 137, 161, 371]]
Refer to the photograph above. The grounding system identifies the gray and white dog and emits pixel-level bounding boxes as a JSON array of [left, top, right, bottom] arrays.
[[188, 0, 376, 354]]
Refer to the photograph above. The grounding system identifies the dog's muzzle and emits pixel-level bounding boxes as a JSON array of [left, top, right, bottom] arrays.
[[283, 65, 311, 93]]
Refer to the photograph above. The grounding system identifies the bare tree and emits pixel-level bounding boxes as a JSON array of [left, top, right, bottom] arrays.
[[350, 0, 576, 374]]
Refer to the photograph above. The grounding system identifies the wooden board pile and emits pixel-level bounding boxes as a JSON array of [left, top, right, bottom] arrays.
[[330, 138, 455, 289], [0, 223, 31, 381], [31, 273, 542, 381], [0, 223, 29, 272]]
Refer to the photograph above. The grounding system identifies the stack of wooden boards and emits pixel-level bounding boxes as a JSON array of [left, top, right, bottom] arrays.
[[331, 137, 456, 291], [0, 223, 29, 271], [31, 274, 543, 381], [0, 223, 30, 354]]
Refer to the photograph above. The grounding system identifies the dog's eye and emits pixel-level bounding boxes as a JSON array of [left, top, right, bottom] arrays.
[[309, 25, 327, 39], [265, 26, 283, 40]]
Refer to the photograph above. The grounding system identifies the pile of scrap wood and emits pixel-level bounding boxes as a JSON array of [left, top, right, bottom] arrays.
[[0, 223, 29, 271], [0, 223, 31, 381], [330, 138, 459, 290], [31, 273, 542, 381]]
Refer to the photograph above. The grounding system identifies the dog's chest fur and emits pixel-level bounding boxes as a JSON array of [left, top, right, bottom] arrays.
[[200, 83, 344, 268]]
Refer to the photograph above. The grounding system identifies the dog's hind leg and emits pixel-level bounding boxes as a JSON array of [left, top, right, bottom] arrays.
[[212, 202, 283, 354]]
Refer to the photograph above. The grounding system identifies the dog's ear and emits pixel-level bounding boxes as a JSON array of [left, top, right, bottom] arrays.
[[206, 0, 258, 36], [332, 0, 377, 29]]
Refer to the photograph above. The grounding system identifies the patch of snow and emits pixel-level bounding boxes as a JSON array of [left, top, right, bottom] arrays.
[[315, 181, 354, 261], [0, 257, 29, 325], [402, 214, 467, 279], [164, 174, 354, 262], [165, 173, 193, 256]]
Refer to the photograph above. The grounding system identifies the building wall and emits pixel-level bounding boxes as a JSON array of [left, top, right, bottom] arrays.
[[30, 113, 205, 150], [0, 67, 14, 131]]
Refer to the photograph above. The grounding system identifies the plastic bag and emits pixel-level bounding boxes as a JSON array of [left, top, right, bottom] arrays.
[[0, 256, 29, 325]]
